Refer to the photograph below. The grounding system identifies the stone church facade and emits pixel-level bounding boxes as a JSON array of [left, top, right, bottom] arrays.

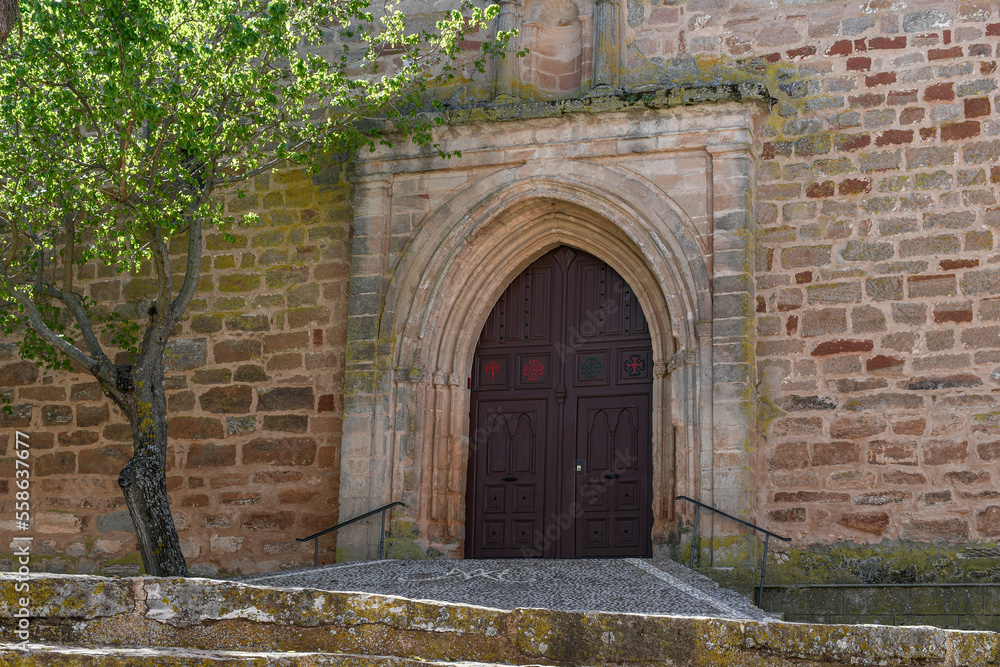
[[3, 0, 1000, 580]]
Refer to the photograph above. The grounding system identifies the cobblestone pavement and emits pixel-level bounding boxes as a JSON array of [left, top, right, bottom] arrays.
[[241, 558, 767, 620]]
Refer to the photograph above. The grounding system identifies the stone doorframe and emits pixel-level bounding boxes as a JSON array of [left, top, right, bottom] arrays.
[[337, 104, 759, 560]]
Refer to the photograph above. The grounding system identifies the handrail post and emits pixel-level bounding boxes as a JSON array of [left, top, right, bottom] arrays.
[[689, 505, 700, 569], [378, 508, 388, 560], [757, 533, 770, 608], [314, 538, 319, 567]]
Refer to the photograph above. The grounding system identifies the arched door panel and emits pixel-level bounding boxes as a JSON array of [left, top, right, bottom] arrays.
[[468, 247, 653, 558]]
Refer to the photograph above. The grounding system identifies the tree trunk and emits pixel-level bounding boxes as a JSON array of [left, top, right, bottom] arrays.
[[0, 0, 18, 46], [116, 358, 189, 577]]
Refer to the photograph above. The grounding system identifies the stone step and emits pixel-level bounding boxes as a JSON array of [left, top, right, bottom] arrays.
[[0, 643, 523, 666]]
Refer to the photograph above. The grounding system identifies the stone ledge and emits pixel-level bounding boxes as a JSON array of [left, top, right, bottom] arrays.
[[0, 643, 513, 666], [3, 574, 1000, 665]]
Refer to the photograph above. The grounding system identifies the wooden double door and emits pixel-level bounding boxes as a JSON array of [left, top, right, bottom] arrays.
[[467, 246, 653, 559]]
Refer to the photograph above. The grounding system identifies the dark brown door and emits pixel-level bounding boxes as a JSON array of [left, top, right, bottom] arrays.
[[467, 246, 653, 558]]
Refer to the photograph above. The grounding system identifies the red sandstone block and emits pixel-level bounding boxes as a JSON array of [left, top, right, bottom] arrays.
[[850, 93, 883, 108], [941, 121, 980, 141], [806, 181, 835, 198], [811, 339, 874, 356], [875, 129, 914, 147], [868, 36, 906, 50], [866, 355, 904, 372], [933, 305, 973, 323], [839, 178, 872, 195], [965, 97, 991, 118], [866, 72, 896, 87], [924, 82, 955, 102], [834, 133, 871, 152], [839, 512, 889, 536], [983, 62, 998, 75], [826, 40, 853, 56], [986, 23, 1000, 36], [787, 45, 817, 59], [774, 491, 850, 503], [847, 56, 871, 71], [920, 127, 938, 141], [648, 7, 679, 23], [991, 166, 1000, 184], [939, 259, 979, 271], [762, 141, 793, 160], [770, 508, 806, 522], [928, 46, 963, 61], [854, 39, 867, 53], [900, 107, 925, 124]]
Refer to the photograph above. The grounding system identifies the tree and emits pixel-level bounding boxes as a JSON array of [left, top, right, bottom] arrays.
[[0, 0, 505, 576]]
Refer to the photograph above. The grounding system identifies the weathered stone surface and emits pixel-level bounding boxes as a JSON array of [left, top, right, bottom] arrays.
[[257, 387, 315, 412], [813, 441, 860, 466], [70, 382, 102, 401], [840, 240, 893, 262], [78, 445, 131, 475], [199, 385, 253, 413], [801, 308, 847, 337], [76, 404, 109, 427], [868, 440, 916, 465], [214, 339, 263, 363], [243, 436, 317, 466], [843, 393, 924, 411], [854, 490, 910, 506], [811, 339, 874, 356], [902, 517, 969, 541], [962, 268, 1000, 296], [924, 440, 969, 465], [168, 416, 226, 440], [186, 443, 237, 468], [837, 510, 891, 537], [770, 442, 808, 470], [0, 361, 39, 386], [34, 451, 76, 476], [807, 282, 863, 305], [163, 338, 208, 372], [903, 374, 982, 390], [262, 414, 309, 433], [42, 405, 73, 426]]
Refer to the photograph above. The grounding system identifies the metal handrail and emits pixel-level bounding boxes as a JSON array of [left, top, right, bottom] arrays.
[[675, 495, 790, 608], [296, 501, 406, 566]]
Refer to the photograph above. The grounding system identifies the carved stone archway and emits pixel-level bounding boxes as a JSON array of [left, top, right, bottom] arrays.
[[337, 107, 758, 560]]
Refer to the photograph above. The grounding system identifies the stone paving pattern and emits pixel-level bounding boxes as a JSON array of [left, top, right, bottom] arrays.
[[241, 557, 769, 620]]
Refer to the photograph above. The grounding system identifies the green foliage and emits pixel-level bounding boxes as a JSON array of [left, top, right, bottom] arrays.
[[0, 0, 505, 368]]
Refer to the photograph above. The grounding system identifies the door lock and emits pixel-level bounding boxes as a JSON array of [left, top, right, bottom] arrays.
[[576, 459, 585, 474]]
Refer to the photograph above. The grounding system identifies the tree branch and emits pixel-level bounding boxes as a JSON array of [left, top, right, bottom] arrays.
[[8, 286, 98, 373], [168, 213, 203, 331], [35, 282, 107, 363], [146, 224, 174, 348]]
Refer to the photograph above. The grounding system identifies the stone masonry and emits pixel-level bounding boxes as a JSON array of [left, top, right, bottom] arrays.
[[3, 0, 1000, 576], [1, 164, 353, 575]]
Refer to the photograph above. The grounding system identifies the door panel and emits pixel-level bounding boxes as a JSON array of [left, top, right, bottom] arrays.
[[574, 395, 651, 557], [470, 400, 547, 557], [468, 246, 653, 558]]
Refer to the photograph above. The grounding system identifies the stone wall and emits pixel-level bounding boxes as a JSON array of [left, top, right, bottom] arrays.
[[590, 0, 1000, 547], [0, 163, 352, 576]]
